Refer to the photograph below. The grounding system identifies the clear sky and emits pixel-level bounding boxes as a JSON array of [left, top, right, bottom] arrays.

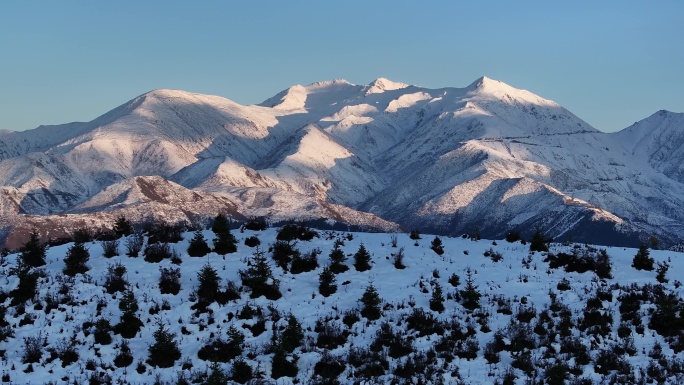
[[1, 1, 682, 132]]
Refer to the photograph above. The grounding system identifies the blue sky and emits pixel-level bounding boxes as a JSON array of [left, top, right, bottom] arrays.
[[1, 1, 682, 132]]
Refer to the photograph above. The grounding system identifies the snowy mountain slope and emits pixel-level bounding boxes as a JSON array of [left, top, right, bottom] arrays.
[[1, 226, 684, 384], [0, 78, 683, 246], [612, 110, 684, 183]]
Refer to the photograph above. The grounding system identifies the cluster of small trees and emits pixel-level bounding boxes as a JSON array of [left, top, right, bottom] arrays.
[[4, 218, 684, 384]]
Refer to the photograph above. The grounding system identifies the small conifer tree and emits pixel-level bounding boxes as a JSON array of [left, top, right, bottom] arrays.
[[113, 339, 133, 368], [595, 249, 613, 279], [529, 229, 549, 252], [196, 263, 220, 305], [213, 229, 237, 255], [212, 213, 237, 255], [429, 281, 445, 313], [319, 266, 337, 297], [187, 230, 211, 257], [353, 244, 372, 272], [271, 343, 299, 379], [632, 244, 655, 271], [656, 261, 669, 283], [239, 249, 281, 300], [231, 357, 254, 384], [460, 268, 481, 311], [113, 215, 133, 237], [63, 242, 90, 276], [147, 322, 181, 368], [114, 289, 143, 338], [20, 230, 46, 268], [10, 260, 39, 305], [205, 363, 229, 385], [359, 284, 383, 320], [430, 236, 444, 255], [93, 318, 113, 345], [211, 213, 230, 234], [328, 245, 348, 274], [281, 314, 304, 353]]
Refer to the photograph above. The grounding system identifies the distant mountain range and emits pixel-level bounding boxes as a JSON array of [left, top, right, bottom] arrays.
[[0, 77, 682, 248]]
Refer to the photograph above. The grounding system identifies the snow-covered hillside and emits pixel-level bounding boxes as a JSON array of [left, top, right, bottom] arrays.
[[1, 224, 683, 384], [0, 77, 683, 246]]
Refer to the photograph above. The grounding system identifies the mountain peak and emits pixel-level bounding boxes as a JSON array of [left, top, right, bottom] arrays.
[[467, 76, 515, 93], [141, 89, 197, 99], [364, 77, 409, 95], [306, 79, 354, 88]]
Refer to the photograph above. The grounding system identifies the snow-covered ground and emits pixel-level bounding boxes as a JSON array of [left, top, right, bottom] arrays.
[[0, 226, 683, 384]]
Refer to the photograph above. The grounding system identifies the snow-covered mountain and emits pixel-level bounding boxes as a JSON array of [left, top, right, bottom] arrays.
[[0, 77, 682, 247]]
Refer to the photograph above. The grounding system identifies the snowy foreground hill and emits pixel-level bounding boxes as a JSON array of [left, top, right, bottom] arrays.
[[1, 224, 683, 384], [1, 77, 684, 247]]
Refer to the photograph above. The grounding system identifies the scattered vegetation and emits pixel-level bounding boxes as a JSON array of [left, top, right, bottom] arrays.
[[0, 218, 682, 384]]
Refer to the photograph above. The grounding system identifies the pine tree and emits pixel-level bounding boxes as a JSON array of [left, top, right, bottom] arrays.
[[196, 263, 220, 305], [353, 244, 372, 272], [281, 314, 304, 353], [656, 262, 669, 283], [430, 236, 444, 255], [632, 244, 655, 271], [595, 249, 613, 279], [113, 215, 133, 237], [113, 339, 133, 368], [460, 268, 481, 311], [63, 242, 90, 276], [227, 325, 245, 356], [114, 289, 143, 338], [529, 229, 549, 252], [211, 213, 230, 235], [318, 266, 337, 297], [359, 284, 383, 320], [212, 213, 237, 255], [187, 230, 211, 257], [9, 260, 39, 305], [213, 229, 237, 255], [239, 249, 281, 300], [328, 245, 348, 274], [271, 344, 298, 379], [147, 322, 181, 368], [119, 288, 138, 313], [429, 281, 445, 313], [20, 230, 46, 268], [204, 362, 229, 385], [230, 357, 254, 384], [93, 318, 113, 345]]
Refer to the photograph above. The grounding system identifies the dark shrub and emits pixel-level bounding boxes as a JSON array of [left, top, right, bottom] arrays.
[[101, 239, 119, 258], [314, 352, 346, 380], [104, 262, 128, 294], [144, 242, 173, 263], [291, 249, 320, 274], [244, 236, 260, 247], [159, 266, 181, 295], [243, 217, 267, 231]]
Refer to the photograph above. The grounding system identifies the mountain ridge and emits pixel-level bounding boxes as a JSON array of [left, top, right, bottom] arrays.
[[0, 77, 682, 247]]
